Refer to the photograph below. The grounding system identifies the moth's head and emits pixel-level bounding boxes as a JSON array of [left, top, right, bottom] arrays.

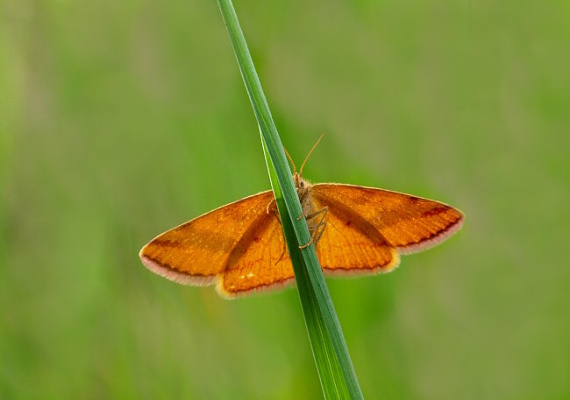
[[293, 173, 309, 190]]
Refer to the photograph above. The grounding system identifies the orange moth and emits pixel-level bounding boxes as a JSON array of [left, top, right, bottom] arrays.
[[140, 138, 463, 298]]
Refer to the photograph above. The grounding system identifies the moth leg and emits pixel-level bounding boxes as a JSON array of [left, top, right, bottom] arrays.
[[269, 206, 287, 265], [266, 197, 277, 215], [304, 206, 329, 224], [312, 221, 327, 247], [275, 239, 287, 264], [299, 238, 313, 249], [299, 206, 329, 249], [298, 222, 326, 249], [275, 213, 288, 265], [308, 206, 328, 247]]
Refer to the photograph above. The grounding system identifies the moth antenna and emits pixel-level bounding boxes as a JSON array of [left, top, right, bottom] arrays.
[[283, 147, 297, 174], [300, 134, 324, 176]]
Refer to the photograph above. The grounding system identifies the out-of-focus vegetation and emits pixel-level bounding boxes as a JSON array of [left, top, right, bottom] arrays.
[[1, 1, 568, 398]]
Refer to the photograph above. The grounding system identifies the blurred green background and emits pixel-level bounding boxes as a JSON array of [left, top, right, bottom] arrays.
[[2, 0, 569, 398]]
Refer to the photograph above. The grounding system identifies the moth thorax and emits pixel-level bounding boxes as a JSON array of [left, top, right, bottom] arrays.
[[297, 177, 317, 222]]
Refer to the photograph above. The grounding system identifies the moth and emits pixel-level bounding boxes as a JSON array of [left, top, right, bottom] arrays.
[[140, 138, 464, 297]]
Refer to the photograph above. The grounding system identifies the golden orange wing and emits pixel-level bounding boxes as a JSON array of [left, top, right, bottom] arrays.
[[140, 191, 294, 297], [311, 184, 463, 274], [217, 209, 294, 297]]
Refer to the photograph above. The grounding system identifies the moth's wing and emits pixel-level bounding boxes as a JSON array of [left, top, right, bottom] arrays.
[[217, 209, 295, 297], [311, 184, 463, 274], [310, 188, 400, 275], [140, 190, 295, 298], [140, 191, 273, 283]]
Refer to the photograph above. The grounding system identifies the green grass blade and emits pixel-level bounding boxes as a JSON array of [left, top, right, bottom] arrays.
[[217, 1, 363, 398], [261, 138, 348, 399]]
